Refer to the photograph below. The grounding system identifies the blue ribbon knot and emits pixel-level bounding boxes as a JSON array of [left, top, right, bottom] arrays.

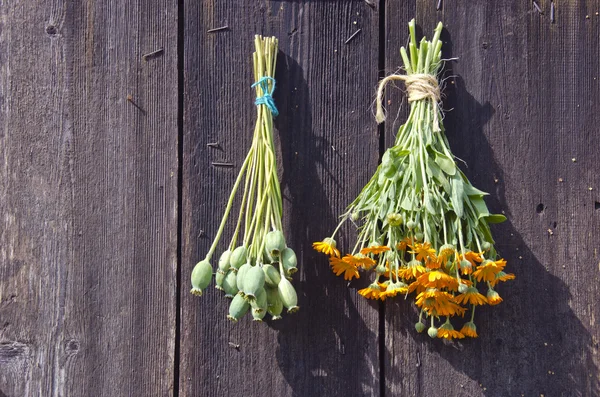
[[251, 76, 279, 117]]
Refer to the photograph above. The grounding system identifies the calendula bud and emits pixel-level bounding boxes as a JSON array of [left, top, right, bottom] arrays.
[[215, 270, 226, 291], [386, 212, 403, 227], [252, 307, 267, 321], [223, 270, 238, 298], [265, 230, 286, 257], [406, 220, 417, 229], [266, 288, 283, 320], [414, 232, 424, 241], [415, 322, 426, 333], [351, 212, 360, 221], [460, 260, 472, 272], [230, 246, 248, 271], [487, 289, 503, 305], [190, 260, 212, 296], [218, 249, 232, 272], [243, 265, 266, 300], [280, 247, 298, 275], [438, 244, 455, 259], [262, 264, 281, 287], [458, 283, 469, 294], [481, 241, 492, 251], [227, 293, 249, 322], [278, 277, 299, 313], [427, 326, 438, 338], [236, 263, 252, 292]]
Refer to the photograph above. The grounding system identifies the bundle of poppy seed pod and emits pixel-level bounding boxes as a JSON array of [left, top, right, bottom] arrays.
[[190, 35, 300, 322]]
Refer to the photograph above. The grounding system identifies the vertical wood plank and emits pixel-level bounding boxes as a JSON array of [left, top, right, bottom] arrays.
[[385, 1, 600, 396], [181, 1, 380, 396], [0, 2, 178, 396]]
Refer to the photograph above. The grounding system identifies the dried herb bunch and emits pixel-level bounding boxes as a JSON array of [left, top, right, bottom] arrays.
[[314, 20, 513, 339], [191, 36, 299, 322]]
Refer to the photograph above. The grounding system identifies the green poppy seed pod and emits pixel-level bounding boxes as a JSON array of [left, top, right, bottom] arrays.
[[265, 230, 286, 257], [218, 249, 232, 272], [236, 263, 252, 292], [190, 260, 212, 296], [263, 264, 281, 287], [278, 277, 298, 313], [223, 271, 238, 298], [266, 288, 283, 319], [215, 270, 226, 291], [414, 232, 424, 241], [458, 283, 469, 294], [243, 266, 266, 300], [230, 246, 248, 271], [406, 220, 417, 230], [252, 307, 267, 321], [280, 247, 298, 275], [227, 293, 249, 322], [415, 322, 426, 333], [250, 287, 267, 311], [427, 327, 438, 338], [460, 260, 472, 272]]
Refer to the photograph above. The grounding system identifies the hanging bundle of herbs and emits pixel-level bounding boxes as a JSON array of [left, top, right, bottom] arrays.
[[314, 20, 513, 339], [191, 36, 299, 323]]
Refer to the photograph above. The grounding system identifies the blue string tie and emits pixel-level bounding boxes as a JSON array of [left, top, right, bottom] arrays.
[[251, 76, 279, 117]]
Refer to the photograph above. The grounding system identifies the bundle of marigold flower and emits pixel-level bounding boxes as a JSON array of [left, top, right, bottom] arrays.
[[314, 20, 513, 339], [191, 36, 299, 323]]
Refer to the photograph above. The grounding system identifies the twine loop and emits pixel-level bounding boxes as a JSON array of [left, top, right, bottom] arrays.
[[375, 73, 441, 131], [252, 76, 279, 117]]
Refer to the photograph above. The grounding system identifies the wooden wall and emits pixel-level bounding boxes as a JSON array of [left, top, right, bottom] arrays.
[[0, 1, 598, 396]]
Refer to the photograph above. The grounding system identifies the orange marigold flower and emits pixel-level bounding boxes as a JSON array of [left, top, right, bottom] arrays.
[[453, 287, 488, 306], [416, 270, 459, 291], [490, 271, 516, 287], [398, 260, 427, 280], [415, 289, 466, 317], [360, 245, 391, 255], [379, 282, 408, 299], [438, 323, 465, 340], [396, 237, 414, 251], [313, 237, 340, 257], [460, 322, 478, 338], [458, 251, 485, 267], [358, 283, 384, 300], [343, 254, 377, 270], [425, 256, 443, 270], [438, 244, 456, 261], [473, 260, 504, 282], [409, 242, 437, 262], [487, 289, 503, 305], [329, 257, 359, 280]]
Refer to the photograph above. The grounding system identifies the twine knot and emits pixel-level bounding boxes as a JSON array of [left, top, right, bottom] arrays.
[[252, 76, 279, 117], [375, 73, 441, 131]]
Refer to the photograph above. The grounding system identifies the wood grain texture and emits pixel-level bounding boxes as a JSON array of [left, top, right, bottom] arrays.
[[384, 1, 600, 396], [181, 1, 381, 396], [0, 2, 178, 396]]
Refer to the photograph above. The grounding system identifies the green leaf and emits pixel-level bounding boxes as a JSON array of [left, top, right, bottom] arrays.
[[485, 214, 507, 224], [463, 183, 489, 197], [435, 153, 456, 176], [401, 195, 415, 211], [450, 175, 464, 218], [471, 196, 490, 219]]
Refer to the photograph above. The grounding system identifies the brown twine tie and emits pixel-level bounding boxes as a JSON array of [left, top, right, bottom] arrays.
[[375, 73, 441, 131]]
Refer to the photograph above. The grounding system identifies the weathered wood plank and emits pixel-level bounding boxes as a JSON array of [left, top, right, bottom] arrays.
[[385, 1, 600, 396], [0, 2, 178, 396], [181, 1, 381, 396]]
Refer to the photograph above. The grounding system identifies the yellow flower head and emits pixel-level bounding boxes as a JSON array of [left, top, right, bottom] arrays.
[[313, 237, 340, 258], [490, 270, 515, 287], [453, 287, 488, 306], [409, 242, 437, 262], [416, 270, 459, 291], [486, 289, 503, 305], [396, 237, 414, 252], [329, 257, 359, 280], [358, 283, 384, 300], [415, 289, 466, 317], [473, 260, 504, 282], [460, 321, 478, 338], [360, 245, 391, 255], [398, 261, 427, 280], [380, 282, 408, 299], [343, 254, 377, 270], [458, 251, 485, 267], [438, 244, 456, 261], [438, 323, 465, 340]]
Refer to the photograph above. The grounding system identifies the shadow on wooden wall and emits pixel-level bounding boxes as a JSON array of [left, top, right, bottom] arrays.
[[271, 51, 384, 396]]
